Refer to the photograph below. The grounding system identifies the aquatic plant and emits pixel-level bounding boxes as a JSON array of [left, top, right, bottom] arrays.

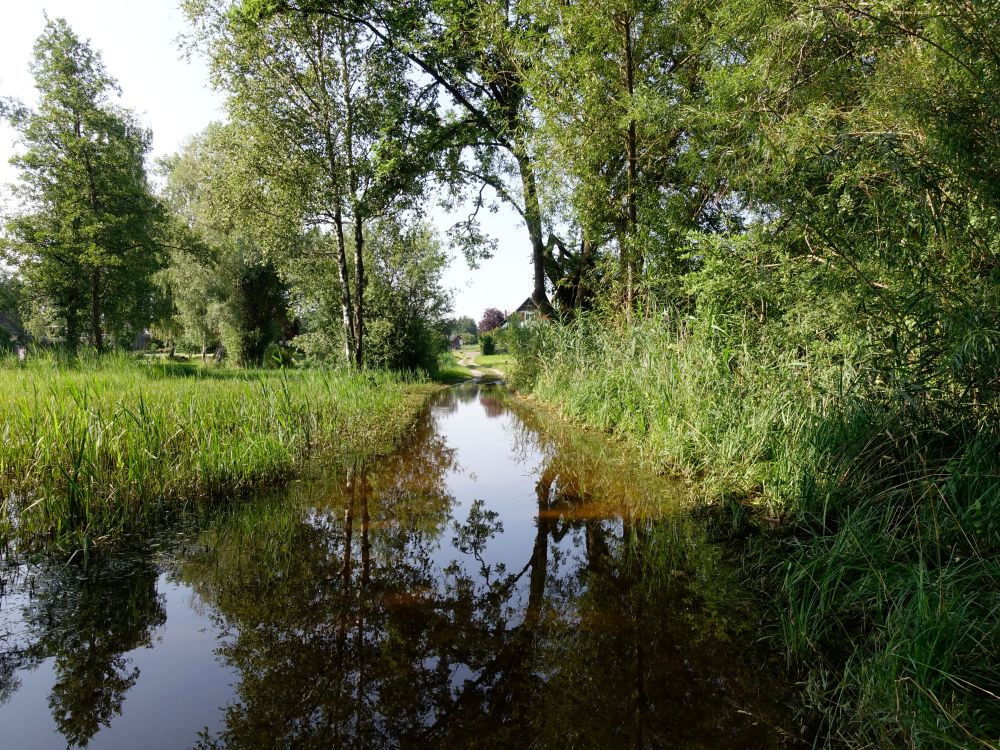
[[0, 352, 434, 553], [512, 315, 1000, 748]]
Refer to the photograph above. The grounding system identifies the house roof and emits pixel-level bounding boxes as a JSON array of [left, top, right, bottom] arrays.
[[515, 297, 539, 313]]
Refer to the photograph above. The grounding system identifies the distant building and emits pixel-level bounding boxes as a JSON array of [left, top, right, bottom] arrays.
[[449, 334, 463, 350], [131, 329, 152, 351], [509, 297, 541, 326]]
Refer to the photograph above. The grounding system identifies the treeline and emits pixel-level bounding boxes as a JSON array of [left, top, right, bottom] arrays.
[[1, 17, 451, 369]]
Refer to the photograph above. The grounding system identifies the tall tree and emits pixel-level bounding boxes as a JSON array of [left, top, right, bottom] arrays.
[[3, 18, 163, 352], [235, 0, 572, 316], [524, 0, 715, 311], [185, 0, 438, 367], [158, 125, 290, 366]]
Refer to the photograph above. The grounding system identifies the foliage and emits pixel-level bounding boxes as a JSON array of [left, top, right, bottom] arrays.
[[184, 0, 440, 367], [156, 126, 291, 366], [524, 0, 715, 309], [479, 331, 496, 356], [478, 307, 505, 333], [3, 18, 164, 352], [362, 219, 451, 373], [0, 271, 24, 350], [447, 315, 477, 343]]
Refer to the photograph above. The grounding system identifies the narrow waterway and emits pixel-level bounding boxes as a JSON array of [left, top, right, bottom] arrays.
[[0, 383, 797, 748]]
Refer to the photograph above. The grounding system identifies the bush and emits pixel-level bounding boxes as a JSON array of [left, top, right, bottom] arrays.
[[262, 342, 296, 368], [480, 332, 496, 356]]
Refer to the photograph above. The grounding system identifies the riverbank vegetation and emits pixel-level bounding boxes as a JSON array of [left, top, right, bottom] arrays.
[[495, 0, 999, 745], [3, 0, 1000, 745], [0, 354, 434, 554], [508, 316, 1000, 746]]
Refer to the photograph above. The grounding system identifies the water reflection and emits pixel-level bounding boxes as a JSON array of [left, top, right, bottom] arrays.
[[0, 554, 165, 746], [184, 384, 793, 748], [0, 383, 796, 748]]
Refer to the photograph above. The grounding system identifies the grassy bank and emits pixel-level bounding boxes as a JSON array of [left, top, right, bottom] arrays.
[[474, 352, 513, 375], [508, 317, 1000, 748], [0, 354, 437, 554]]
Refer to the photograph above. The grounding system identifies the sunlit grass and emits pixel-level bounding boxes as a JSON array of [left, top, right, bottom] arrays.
[[473, 353, 512, 373], [0, 352, 436, 554], [510, 315, 1000, 748]]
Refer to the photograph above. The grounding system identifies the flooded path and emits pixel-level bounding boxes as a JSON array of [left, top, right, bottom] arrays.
[[0, 383, 797, 748]]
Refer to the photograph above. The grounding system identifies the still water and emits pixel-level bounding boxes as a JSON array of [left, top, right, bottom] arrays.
[[0, 383, 796, 748]]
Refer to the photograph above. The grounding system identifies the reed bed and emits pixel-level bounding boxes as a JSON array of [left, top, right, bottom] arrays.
[[0, 353, 434, 553], [509, 315, 1000, 748]]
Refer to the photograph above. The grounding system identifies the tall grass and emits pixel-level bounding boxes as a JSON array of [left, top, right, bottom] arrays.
[[509, 314, 1000, 748], [0, 352, 435, 553], [508, 313, 847, 510]]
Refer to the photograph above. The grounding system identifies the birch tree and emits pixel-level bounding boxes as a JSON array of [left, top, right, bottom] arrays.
[[185, 0, 437, 366]]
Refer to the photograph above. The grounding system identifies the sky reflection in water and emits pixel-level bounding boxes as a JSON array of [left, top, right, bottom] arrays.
[[0, 383, 796, 748]]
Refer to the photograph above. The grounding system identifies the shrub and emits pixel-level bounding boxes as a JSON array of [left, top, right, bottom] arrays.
[[480, 332, 496, 356]]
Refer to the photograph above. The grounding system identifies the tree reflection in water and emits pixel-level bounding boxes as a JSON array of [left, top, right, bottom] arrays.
[[185, 384, 796, 749], [0, 554, 166, 747]]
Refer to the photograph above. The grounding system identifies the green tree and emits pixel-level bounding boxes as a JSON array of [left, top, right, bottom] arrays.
[[363, 219, 451, 372], [449, 315, 477, 341], [0, 270, 25, 350], [184, 0, 438, 367], [524, 0, 715, 311], [3, 18, 163, 353], [234, 0, 579, 317], [158, 125, 290, 366], [691, 0, 1000, 399]]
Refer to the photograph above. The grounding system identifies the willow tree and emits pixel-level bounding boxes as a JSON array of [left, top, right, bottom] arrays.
[[157, 125, 290, 366], [235, 0, 576, 316], [185, 0, 437, 366], [4, 18, 162, 352], [688, 0, 1000, 401], [523, 0, 715, 311]]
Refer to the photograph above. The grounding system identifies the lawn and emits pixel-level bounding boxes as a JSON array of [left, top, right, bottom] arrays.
[[474, 352, 513, 373]]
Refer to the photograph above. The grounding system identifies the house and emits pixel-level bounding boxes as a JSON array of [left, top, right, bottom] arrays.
[[449, 334, 463, 350], [510, 297, 541, 325]]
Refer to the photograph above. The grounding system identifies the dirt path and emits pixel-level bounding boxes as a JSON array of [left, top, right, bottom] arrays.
[[457, 351, 503, 379]]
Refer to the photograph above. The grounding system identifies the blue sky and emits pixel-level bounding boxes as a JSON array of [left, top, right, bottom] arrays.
[[0, 1, 530, 322]]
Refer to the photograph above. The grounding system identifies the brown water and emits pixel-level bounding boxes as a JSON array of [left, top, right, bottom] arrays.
[[0, 382, 798, 748]]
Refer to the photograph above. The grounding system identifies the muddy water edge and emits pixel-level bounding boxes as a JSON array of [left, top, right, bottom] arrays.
[[0, 382, 802, 748]]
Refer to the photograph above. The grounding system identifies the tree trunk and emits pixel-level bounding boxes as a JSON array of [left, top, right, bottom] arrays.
[[623, 15, 639, 314], [65, 310, 80, 355], [332, 201, 356, 365], [352, 217, 364, 369], [514, 138, 555, 318], [90, 266, 103, 353], [78, 111, 105, 351], [340, 32, 365, 368]]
